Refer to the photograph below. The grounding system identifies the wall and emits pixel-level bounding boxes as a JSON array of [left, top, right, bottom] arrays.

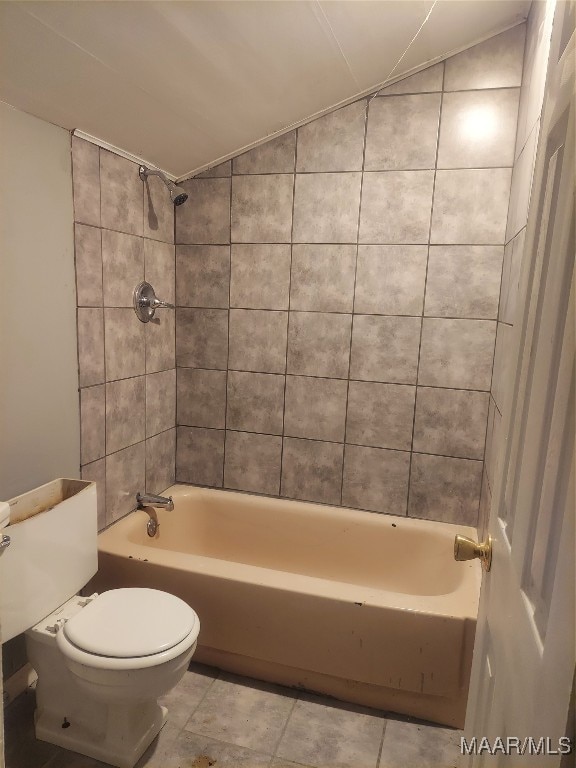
[[174, 26, 525, 527], [480, 0, 556, 535], [0, 103, 78, 500], [72, 138, 176, 530]]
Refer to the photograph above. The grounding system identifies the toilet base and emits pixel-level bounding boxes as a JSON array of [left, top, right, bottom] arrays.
[[34, 700, 168, 768]]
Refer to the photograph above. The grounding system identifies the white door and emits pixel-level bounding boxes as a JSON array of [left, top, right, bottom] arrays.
[[463, 2, 575, 766]]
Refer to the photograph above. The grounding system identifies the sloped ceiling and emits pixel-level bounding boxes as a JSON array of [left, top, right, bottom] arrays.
[[0, 1, 530, 179]]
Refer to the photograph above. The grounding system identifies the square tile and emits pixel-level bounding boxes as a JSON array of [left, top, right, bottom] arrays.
[[377, 62, 444, 95], [431, 169, 512, 245], [146, 368, 176, 437], [106, 376, 145, 453], [81, 458, 106, 531], [281, 437, 343, 505], [224, 431, 282, 495], [365, 94, 440, 171], [159, 662, 219, 730], [230, 244, 291, 310], [499, 229, 524, 325], [163, 730, 272, 768], [177, 368, 227, 429], [505, 123, 537, 242], [197, 160, 232, 178], [277, 693, 385, 768], [176, 308, 229, 369], [408, 453, 482, 525], [293, 173, 361, 243], [78, 307, 105, 387], [231, 174, 294, 243], [226, 371, 284, 434], [437, 89, 520, 169], [176, 245, 230, 308], [284, 375, 348, 442], [75, 223, 102, 307], [143, 173, 174, 243], [106, 441, 145, 525], [424, 246, 503, 319], [176, 426, 224, 487], [290, 245, 356, 312], [296, 101, 366, 172], [233, 131, 296, 174], [104, 308, 145, 380], [100, 150, 143, 236], [146, 310, 176, 373], [346, 381, 415, 451], [342, 444, 410, 515], [287, 312, 351, 378], [176, 178, 231, 245], [491, 321, 513, 412], [145, 239, 175, 305], [229, 309, 287, 374], [350, 315, 421, 384], [102, 229, 143, 307], [72, 136, 100, 227], [413, 387, 489, 460], [418, 318, 496, 390], [359, 171, 434, 244], [146, 428, 176, 496], [379, 717, 463, 768], [355, 245, 427, 315], [184, 673, 294, 753], [444, 24, 525, 90], [80, 385, 105, 464]]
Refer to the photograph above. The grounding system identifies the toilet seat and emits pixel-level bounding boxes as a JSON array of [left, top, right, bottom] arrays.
[[56, 588, 200, 671]]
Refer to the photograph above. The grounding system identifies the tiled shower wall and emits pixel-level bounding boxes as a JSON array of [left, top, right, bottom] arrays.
[[72, 137, 176, 530], [174, 25, 526, 526]]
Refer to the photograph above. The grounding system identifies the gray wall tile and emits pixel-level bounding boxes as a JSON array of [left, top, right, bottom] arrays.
[[359, 171, 434, 244], [102, 229, 143, 307], [78, 308, 105, 387], [232, 174, 294, 243], [226, 371, 284, 434], [176, 245, 230, 308], [71, 137, 100, 227], [284, 376, 348, 442], [346, 381, 415, 451], [296, 102, 366, 172], [365, 94, 440, 170], [491, 321, 513, 412], [104, 308, 145, 380], [146, 368, 176, 437], [418, 318, 496, 390], [230, 244, 291, 310], [81, 458, 106, 531], [197, 160, 232, 178], [413, 387, 489, 459], [431, 169, 512, 245], [287, 312, 351, 378], [75, 224, 102, 307], [377, 62, 444, 95], [100, 150, 143, 236], [355, 245, 427, 315], [176, 308, 229, 369], [105, 441, 145, 524], [146, 311, 175, 373], [146, 428, 176, 496], [290, 245, 356, 312], [229, 309, 287, 373], [105, 376, 145, 454], [350, 315, 421, 384], [80, 385, 105, 464], [224, 431, 282, 495], [499, 230, 524, 325], [176, 426, 224, 486], [176, 178, 231, 244], [424, 246, 503, 319], [233, 132, 296, 174], [408, 453, 482, 525], [342, 445, 410, 515], [178, 368, 227, 429], [293, 173, 361, 243], [143, 173, 174, 243], [281, 438, 343, 505], [444, 25, 525, 91], [505, 123, 537, 242], [145, 239, 175, 305]]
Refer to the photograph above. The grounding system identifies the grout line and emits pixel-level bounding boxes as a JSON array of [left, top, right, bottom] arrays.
[[221, 171, 233, 489], [271, 694, 299, 759], [179, 669, 221, 733], [377, 717, 389, 766], [176, 241, 508, 247]]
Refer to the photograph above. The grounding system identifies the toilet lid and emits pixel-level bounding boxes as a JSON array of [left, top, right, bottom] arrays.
[[63, 588, 198, 658]]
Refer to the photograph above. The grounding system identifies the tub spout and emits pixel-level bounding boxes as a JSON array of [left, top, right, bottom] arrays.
[[136, 492, 174, 511]]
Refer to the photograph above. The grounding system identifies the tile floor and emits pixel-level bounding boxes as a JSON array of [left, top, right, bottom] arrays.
[[4, 663, 463, 768]]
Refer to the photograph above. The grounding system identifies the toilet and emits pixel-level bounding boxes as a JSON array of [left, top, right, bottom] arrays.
[[0, 478, 200, 768]]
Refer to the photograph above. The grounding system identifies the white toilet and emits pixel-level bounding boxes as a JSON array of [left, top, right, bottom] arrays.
[[0, 479, 200, 768]]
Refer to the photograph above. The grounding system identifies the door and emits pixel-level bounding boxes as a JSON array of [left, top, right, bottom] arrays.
[[463, 2, 575, 766]]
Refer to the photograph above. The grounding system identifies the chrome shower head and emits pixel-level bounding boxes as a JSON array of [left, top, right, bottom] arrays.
[[139, 165, 188, 206]]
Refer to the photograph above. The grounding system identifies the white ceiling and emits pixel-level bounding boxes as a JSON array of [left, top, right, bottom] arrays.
[[0, 1, 530, 179]]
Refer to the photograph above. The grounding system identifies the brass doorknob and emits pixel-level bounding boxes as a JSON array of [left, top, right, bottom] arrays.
[[454, 534, 492, 572]]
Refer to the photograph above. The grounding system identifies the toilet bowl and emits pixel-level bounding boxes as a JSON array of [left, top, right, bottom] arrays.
[[26, 587, 200, 768]]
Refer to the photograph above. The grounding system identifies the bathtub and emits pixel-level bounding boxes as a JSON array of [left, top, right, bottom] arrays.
[[89, 484, 481, 728]]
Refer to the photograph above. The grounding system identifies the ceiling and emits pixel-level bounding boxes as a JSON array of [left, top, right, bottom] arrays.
[[0, 1, 530, 179]]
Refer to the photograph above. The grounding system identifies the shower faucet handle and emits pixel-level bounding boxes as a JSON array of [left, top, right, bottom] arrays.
[[133, 281, 174, 323]]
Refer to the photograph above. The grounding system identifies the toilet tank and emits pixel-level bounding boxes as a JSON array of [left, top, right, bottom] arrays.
[[0, 479, 98, 643]]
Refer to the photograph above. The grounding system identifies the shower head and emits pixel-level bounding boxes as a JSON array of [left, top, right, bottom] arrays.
[[139, 165, 188, 206]]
